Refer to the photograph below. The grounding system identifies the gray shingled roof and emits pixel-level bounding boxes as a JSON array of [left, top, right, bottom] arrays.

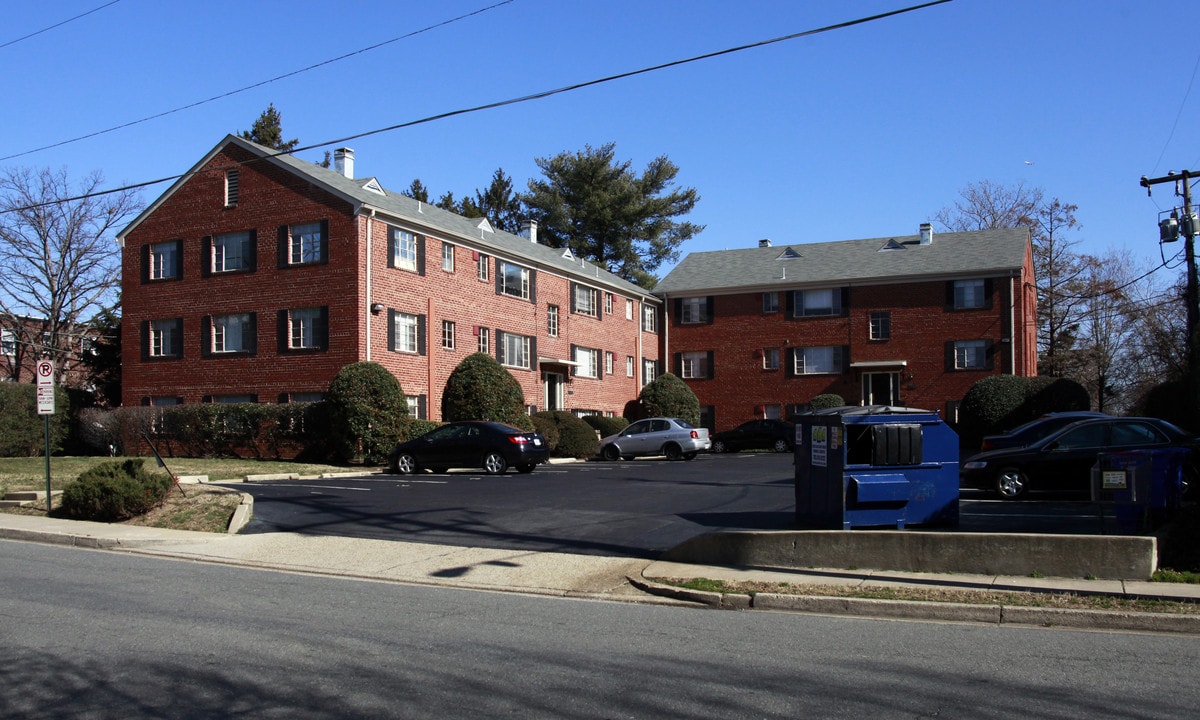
[[653, 228, 1030, 295], [243, 137, 657, 301]]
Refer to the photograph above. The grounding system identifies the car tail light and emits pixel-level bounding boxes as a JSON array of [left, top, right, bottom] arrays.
[[690, 430, 699, 439], [508, 435, 531, 445], [980, 439, 994, 452]]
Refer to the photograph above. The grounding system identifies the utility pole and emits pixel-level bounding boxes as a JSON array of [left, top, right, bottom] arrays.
[[1140, 170, 1200, 429]]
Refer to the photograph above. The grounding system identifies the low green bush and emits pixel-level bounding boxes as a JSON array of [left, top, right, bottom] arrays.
[[530, 414, 561, 451], [61, 459, 174, 522], [533, 411, 599, 458], [809, 393, 845, 411], [582, 415, 628, 437]]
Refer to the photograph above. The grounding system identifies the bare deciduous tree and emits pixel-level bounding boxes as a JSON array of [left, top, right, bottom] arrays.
[[0, 167, 141, 383]]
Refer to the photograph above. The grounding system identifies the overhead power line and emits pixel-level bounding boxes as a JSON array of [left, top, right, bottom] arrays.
[[0, 0, 515, 162], [0, 1, 122, 51], [2, 0, 953, 213]]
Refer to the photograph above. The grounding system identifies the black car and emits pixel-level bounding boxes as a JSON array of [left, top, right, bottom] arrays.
[[961, 416, 1198, 499], [979, 411, 1109, 452], [388, 421, 550, 475], [710, 419, 796, 454]]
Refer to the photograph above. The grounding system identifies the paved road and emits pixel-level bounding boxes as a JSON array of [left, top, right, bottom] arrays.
[[6, 540, 1199, 719], [225, 454, 1125, 555]]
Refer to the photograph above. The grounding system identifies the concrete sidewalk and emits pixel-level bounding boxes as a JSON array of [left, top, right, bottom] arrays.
[[2, 512, 1199, 634]]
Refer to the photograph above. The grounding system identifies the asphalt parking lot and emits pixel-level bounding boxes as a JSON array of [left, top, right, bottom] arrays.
[[224, 453, 1137, 557]]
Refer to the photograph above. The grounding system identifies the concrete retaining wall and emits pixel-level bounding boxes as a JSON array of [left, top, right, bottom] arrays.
[[660, 530, 1157, 580]]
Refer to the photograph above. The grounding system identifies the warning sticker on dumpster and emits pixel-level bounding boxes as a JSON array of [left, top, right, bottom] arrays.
[[811, 426, 828, 467], [1102, 470, 1127, 490]]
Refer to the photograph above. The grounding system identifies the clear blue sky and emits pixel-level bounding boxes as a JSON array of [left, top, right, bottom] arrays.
[[3, 0, 1198, 283]]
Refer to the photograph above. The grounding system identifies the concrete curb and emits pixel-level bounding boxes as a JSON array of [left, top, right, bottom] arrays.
[[631, 574, 1200, 634], [227, 492, 254, 534]]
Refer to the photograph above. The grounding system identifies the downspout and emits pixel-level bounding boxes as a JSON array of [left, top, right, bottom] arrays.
[[365, 210, 375, 361], [1009, 275, 1016, 375], [660, 293, 669, 383]]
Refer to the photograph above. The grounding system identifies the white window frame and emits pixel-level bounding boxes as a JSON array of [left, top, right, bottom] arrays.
[[795, 288, 840, 317], [547, 305, 559, 337], [212, 313, 251, 353], [795, 346, 842, 375], [289, 222, 324, 265], [605, 351, 614, 376], [149, 241, 178, 280], [642, 305, 658, 333], [574, 346, 598, 378], [477, 326, 490, 354], [213, 231, 251, 273], [955, 340, 987, 369], [500, 331, 531, 369], [405, 395, 422, 420], [289, 308, 321, 350], [626, 355, 635, 377], [643, 359, 657, 385], [499, 261, 530, 299], [954, 279, 987, 309], [150, 319, 178, 357], [681, 351, 708, 379], [762, 347, 780, 370], [442, 243, 455, 272], [393, 312, 419, 354], [477, 253, 490, 281], [574, 285, 598, 317], [441, 320, 455, 350], [391, 227, 417, 272], [762, 292, 779, 313], [680, 297, 707, 324], [604, 293, 614, 315], [870, 311, 891, 340]]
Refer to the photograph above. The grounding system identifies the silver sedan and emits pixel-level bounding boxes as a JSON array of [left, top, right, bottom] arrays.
[[598, 417, 711, 461]]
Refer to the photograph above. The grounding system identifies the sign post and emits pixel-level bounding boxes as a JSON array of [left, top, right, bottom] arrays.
[[36, 360, 54, 515]]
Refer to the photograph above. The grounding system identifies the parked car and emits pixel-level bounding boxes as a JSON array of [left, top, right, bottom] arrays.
[[979, 411, 1109, 452], [388, 421, 549, 475], [961, 416, 1199, 499], [598, 417, 711, 461], [710, 419, 796, 454]]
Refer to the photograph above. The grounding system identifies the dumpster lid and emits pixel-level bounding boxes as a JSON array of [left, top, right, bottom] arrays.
[[800, 405, 934, 417]]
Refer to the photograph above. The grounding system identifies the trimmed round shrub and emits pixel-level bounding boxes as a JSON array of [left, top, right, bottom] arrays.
[[809, 393, 845, 412], [442, 353, 528, 426], [1134, 378, 1195, 432], [530, 414, 561, 451], [958, 375, 1092, 449], [326, 362, 408, 464], [1023, 376, 1090, 418], [636, 372, 700, 426], [533, 411, 599, 458], [582, 415, 628, 437], [61, 459, 174, 522]]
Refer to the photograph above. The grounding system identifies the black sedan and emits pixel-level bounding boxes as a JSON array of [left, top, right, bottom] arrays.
[[979, 411, 1108, 452], [961, 416, 1198, 499], [710, 419, 796, 454], [388, 421, 550, 475]]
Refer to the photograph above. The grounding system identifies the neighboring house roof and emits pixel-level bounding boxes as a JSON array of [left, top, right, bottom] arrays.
[[652, 228, 1031, 296], [118, 135, 659, 303]]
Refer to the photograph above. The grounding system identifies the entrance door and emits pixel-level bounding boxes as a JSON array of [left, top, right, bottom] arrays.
[[862, 372, 899, 406], [544, 372, 565, 411]]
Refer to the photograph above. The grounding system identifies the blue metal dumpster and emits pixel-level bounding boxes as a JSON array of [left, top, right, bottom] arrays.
[[794, 406, 959, 529], [1092, 448, 1189, 533]]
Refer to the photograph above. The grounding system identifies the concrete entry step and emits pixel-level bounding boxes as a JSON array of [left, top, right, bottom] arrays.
[[0, 490, 63, 507]]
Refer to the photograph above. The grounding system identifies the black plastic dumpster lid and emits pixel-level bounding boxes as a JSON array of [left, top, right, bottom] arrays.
[[800, 405, 934, 417]]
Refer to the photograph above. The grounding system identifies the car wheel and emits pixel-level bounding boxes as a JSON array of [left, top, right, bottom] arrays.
[[602, 444, 621, 461], [395, 453, 419, 475], [682, 452, 698, 461], [664, 444, 683, 461], [772, 439, 790, 453], [483, 452, 508, 475], [995, 467, 1029, 499], [711, 439, 728, 454], [516, 463, 536, 474]]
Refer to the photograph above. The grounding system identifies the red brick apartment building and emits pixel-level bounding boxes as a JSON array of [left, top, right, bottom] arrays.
[[652, 225, 1037, 431], [2, 314, 97, 388], [117, 135, 663, 419]]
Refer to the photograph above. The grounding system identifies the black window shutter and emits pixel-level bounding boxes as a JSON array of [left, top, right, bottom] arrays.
[[200, 316, 212, 357], [140, 396, 151, 406], [386, 231, 396, 269], [529, 269, 537, 304], [316, 307, 329, 350], [944, 341, 956, 371], [494, 260, 503, 296], [706, 296, 715, 324], [418, 394, 428, 420], [985, 339, 996, 370], [387, 309, 396, 351], [840, 288, 850, 316], [529, 337, 537, 366], [173, 241, 183, 279], [673, 298, 681, 324], [983, 279, 994, 310], [673, 352, 682, 375], [278, 226, 290, 268], [598, 350, 605, 379], [140, 244, 150, 283], [278, 393, 290, 404], [246, 312, 257, 355], [785, 347, 796, 377], [840, 345, 851, 373], [707, 350, 715, 378], [201, 236, 212, 277], [247, 230, 258, 272], [417, 235, 426, 276], [140, 320, 150, 360], [278, 310, 290, 353], [319, 220, 330, 263], [417, 314, 427, 356], [570, 283, 578, 313], [171, 319, 184, 357], [945, 281, 956, 310], [785, 291, 796, 319]]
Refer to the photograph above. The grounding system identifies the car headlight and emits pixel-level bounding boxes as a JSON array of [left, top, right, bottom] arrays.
[[962, 460, 989, 470]]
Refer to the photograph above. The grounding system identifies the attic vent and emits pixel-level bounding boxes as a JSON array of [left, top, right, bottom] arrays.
[[362, 178, 385, 196], [561, 248, 575, 260], [475, 217, 494, 233], [776, 247, 802, 260], [880, 239, 906, 251]]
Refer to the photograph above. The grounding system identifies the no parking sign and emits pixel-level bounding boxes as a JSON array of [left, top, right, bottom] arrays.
[[36, 360, 54, 415]]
